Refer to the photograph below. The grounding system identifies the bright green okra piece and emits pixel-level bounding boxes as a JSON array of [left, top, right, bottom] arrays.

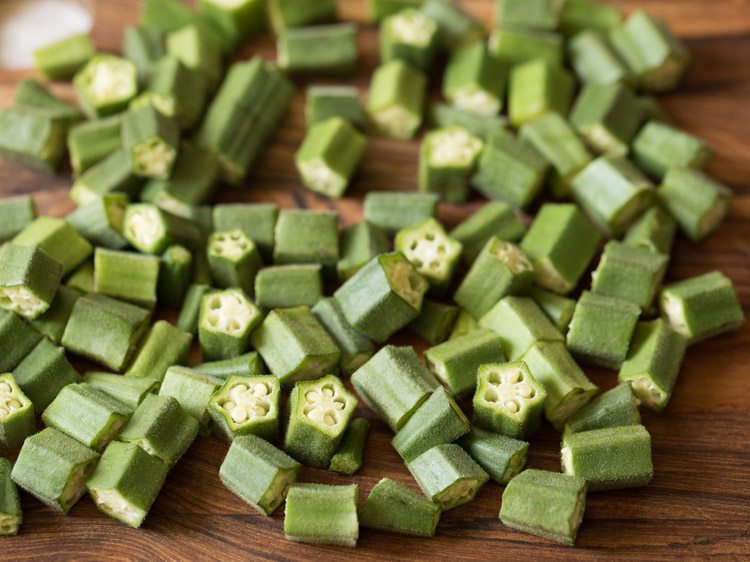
[[166, 24, 224, 91], [67, 194, 129, 250], [93, 248, 160, 309], [284, 483, 359, 547], [312, 298, 375, 375], [207, 229, 262, 296], [458, 426, 528, 484], [427, 103, 507, 139], [74, 55, 138, 118], [13, 78, 82, 130], [268, 0, 337, 31], [139, 0, 195, 32], [500, 469, 587, 546], [473, 361, 547, 438], [351, 345, 439, 432], [0, 310, 43, 373], [408, 299, 458, 345], [0, 195, 35, 243], [213, 203, 278, 262], [305, 85, 364, 128], [443, 42, 507, 117], [70, 149, 143, 206], [455, 237, 535, 320], [121, 105, 180, 180], [529, 287, 576, 333], [198, 289, 262, 361], [360, 477, 440, 537], [495, 0, 562, 30], [144, 56, 209, 129], [255, 265, 322, 309], [337, 221, 390, 281], [658, 167, 732, 241], [157, 245, 193, 309], [159, 366, 222, 426], [0, 458, 21, 535], [447, 309, 481, 339], [450, 201, 526, 265], [366, 60, 426, 140], [418, 126, 484, 203], [274, 210, 339, 276], [32, 285, 81, 344], [369, 0, 424, 21], [0, 244, 62, 319], [34, 33, 95, 80], [568, 30, 632, 87], [295, 117, 367, 198], [566, 291, 641, 370], [13, 338, 81, 411], [420, 0, 484, 50], [68, 115, 123, 178], [198, 0, 265, 48], [208, 375, 280, 442], [509, 60, 574, 128], [561, 424, 653, 491], [633, 120, 713, 180], [194, 352, 265, 380], [489, 26, 563, 66], [12, 427, 99, 514], [83, 372, 159, 410], [659, 271, 744, 344], [0, 106, 66, 173], [392, 386, 470, 462], [122, 25, 165, 84], [13, 216, 92, 276], [0, 374, 35, 450], [559, 0, 622, 36], [330, 417, 370, 475], [334, 252, 429, 343], [123, 203, 202, 255], [126, 320, 192, 380], [395, 219, 463, 294], [177, 283, 211, 335], [564, 383, 640, 434], [380, 9, 439, 72], [278, 23, 358, 75], [407, 443, 488, 510], [220, 434, 300, 516], [363, 191, 438, 235]]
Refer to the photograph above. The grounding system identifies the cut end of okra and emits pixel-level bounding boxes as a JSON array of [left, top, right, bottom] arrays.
[[395, 219, 463, 292], [380, 8, 439, 72], [443, 42, 506, 117], [123, 205, 165, 254], [419, 126, 484, 203], [209, 375, 280, 442], [201, 289, 261, 337], [0, 244, 63, 319], [0, 373, 36, 450], [425, 126, 484, 167], [74, 55, 138, 118], [384, 252, 430, 310], [209, 229, 256, 262], [122, 106, 179, 179]]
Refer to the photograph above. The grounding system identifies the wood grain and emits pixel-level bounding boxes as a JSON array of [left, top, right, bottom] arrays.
[[1, 0, 749, 560]]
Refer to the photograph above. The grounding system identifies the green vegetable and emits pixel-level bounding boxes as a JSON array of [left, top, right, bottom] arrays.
[[274, 210, 339, 277], [450, 201, 526, 264], [34, 33, 95, 79], [509, 60, 574, 127], [0, 107, 66, 172], [93, 248, 159, 309], [623, 205, 677, 255], [267, 0, 337, 32], [126, 320, 192, 381], [212, 203, 278, 262], [311, 298, 375, 375], [158, 366, 222, 425], [363, 191, 438, 235], [632, 120, 713, 180], [166, 24, 224, 91], [70, 149, 142, 206], [0, 374, 36, 450], [0, 458, 21, 535], [420, 0, 484, 50], [198, 0, 265, 47], [427, 103, 508, 139], [68, 115, 123, 178], [418, 126, 484, 203], [208, 375, 280, 442], [31, 285, 81, 344], [194, 352, 265, 380], [366, 60, 426, 140], [337, 221, 390, 281], [207, 229, 262, 296], [568, 30, 632, 86], [564, 383, 640, 434], [177, 283, 211, 335], [458, 426, 528, 484], [489, 27, 563, 66], [144, 56, 209, 129], [139, 0, 195, 33], [559, 0, 622, 37], [380, 8, 439, 72], [67, 194, 129, 250], [443, 42, 507, 117], [156, 245, 193, 309], [408, 299, 458, 345], [369, 0, 424, 22], [121, 105, 180, 180], [395, 219, 463, 294], [82, 372, 159, 410], [0, 195, 36, 243], [255, 265, 322, 309], [528, 287, 576, 333], [13, 78, 82, 129], [123, 203, 202, 255], [74, 55, 138, 118], [278, 23, 359, 75], [0, 244, 62, 319], [122, 25, 166, 84], [0, 310, 44, 372], [13, 216, 92, 276], [329, 417, 370, 475], [359, 478, 440, 537], [284, 483, 359, 547], [13, 338, 81, 411], [495, 0, 562, 30], [198, 288, 262, 361], [305, 85, 365, 128]]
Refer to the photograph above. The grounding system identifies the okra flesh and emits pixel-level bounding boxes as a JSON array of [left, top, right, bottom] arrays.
[[380, 9, 439, 72], [360, 478, 441, 537], [74, 55, 138, 118], [366, 60, 426, 140], [395, 218, 463, 293], [208, 375, 280, 442], [419, 126, 484, 203], [0, 374, 36, 450], [443, 42, 507, 117], [0, 458, 21, 535], [207, 229, 262, 296], [199, 289, 262, 361]]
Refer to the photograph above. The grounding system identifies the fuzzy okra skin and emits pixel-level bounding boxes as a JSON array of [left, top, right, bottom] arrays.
[[363, 191, 438, 235], [0, 458, 21, 535], [495, 0, 562, 30], [126, 320, 193, 381], [74, 55, 139, 119], [32, 285, 81, 344], [83, 372, 159, 411], [67, 194, 129, 250], [156, 245, 193, 309], [220, 434, 300, 516], [255, 265, 323, 309], [509, 60, 574, 128], [166, 24, 224, 91], [360, 478, 440, 537], [329, 417, 370, 475], [568, 30, 632, 87], [311, 298, 375, 375], [198, 289, 262, 361], [208, 375, 280, 442], [337, 221, 390, 282], [274, 210, 340, 276], [427, 103, 507, 140], [420, 0, 484, 50], [13, 338, 81, 412], [139, 56, 209, 130], [443, 42, 507, 117], [395, 219, 464, 294], [13, 78, 82, 131], [623, 205, 677, 255], [408, 299, 459, 345], [380, 8, 439, 72], [34, 33, 95, 80], [0, 244, 63, 320], [94, 248, 160, 309], [0, 106, 66, 173], [68, 115, 123, 178], [123, 25, 166, 84], [489, 27, 563, 67], [198, 0, 265, 48], [418, 126, 484, 203], [564, 383, 640, 434], [278, 23, 359, 75], [369, 0, 423, 21], [284, 483, 359, 547], [0, 195, 35, 243], [632, 120, 713, 180], [123, 204, 202, 256], [366, 60, 426, 140], [13, 216, 92, 276], [500, 469, 587, 546], [207, 229, 263, 296], [529, 287, 576, 334], [559, 0, 622, 37], [159, 366, 222, 426], [70, 149, 143, 207], [458, 426, 528, 484], [305, 85, 365, 129], [177, 283, 211, 335], [0, 310, 44, 373], [194, 352, 265, 380], [268, 0, 337, 31], [0, 374, 36, 450], [450, 201, 526, 265]]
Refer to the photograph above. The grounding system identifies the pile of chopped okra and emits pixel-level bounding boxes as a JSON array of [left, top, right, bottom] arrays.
[[0, 0, 745, 548]]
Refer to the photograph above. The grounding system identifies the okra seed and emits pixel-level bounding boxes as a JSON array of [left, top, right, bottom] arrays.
[[493, 242, 533, 275], [0, 286, 45, 317], [302, 387, 346, 426], [439, 479, 477, 506], [504, 400, 519, 413], [298, 159, 343, 195], [133, 138, 174, 179], [212, 235, 248, 260], [484, 388, 499, 402], [220, 382, 272, 424], [0, 382, 22, 419]]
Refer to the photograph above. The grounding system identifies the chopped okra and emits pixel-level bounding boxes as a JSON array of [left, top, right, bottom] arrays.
[[213, 203, 279, 262], [508, 59, 574, 127], [443, 42, 507, 117], [458, 426, 529, 484], [337, 221, 390, 282], [564, 383, 641, 434], [395, 219, 463, 294], [427, 103, 508, 140], [0, 195, 36, 244], [0, 310, 43, 373], [122, 25, 166, 84], [13, 78, 82, 131], [83, 372, 159, 411], [198, 289, 262, 361], [568, 30, 632, 87], [67, 194, 129, 250], [13, 216, 92, 276], [0, 107, 67, 173], [74, 55, 139, 118], [142, 56, 209, 129], [208, 375, 280, 442], [0, 374, 36, 450], [559, 0, 622, 37], [450, 201, 527, 264], [529, 287, 577, 333], [495, 0, 562, 30], [278, 23, 359, 75], [366, 60, 426, 140], [418, 126, 484, 203], [408, 299, 459, 345], [255, 265, 323, 309], [623, 205, 677, 255], [380, 9, 439, 72], [166, 24, 224, 91], [122, 105, 180, 179], [632, 120, 713, 180], [156, 245, 193, 309], [0, 244, 63, 319], [198, 0, 265, 48], [159, 366, 222, 426], [305, 85, 365, 129], [94, 248, 160, 309], [311, 298, 375, 375], [420, 0, 484, 50], [329, 417, 370, 475], [273, 210, 340, 276], [123, 203, 202, 255], [68, 115, 123, 178], [31, 285, 81, 344], [267, 0, 337, 32], [0, 458, 21, 535], [194, 352, 265, 381], [363, 191, 438, 235], [284, 483, 359, 547], [177, 283, 211, 335], [369, 0, 423, 22], [70, 149, 142, 207], [13, 338, 81, 411], [489, 27, 563, 67], [360, 478, 441, 537], [207, 229, 262, 296], [34, 33, 95, 80], [126, 320, 193, 381]]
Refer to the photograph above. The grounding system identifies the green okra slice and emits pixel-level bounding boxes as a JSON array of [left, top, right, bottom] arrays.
[[13, 216, 92, 276], [499, 469, 587, 546], [0, 374, 35, 450], [74, 55, 138, 118], [392, 386, 470, 462], [637, 95, 671, 123], [0, 195, 35, 243], [334, 252, 429, 342], [443, 42, 507, 117], [166, 24, 223, 91], [67, 194, 129, 250], [208, 375, 280, 442], [70, 149, 143, 207], [329, 417, 370, 475], [285, 483, 359, 547], [420, 0, 483, 50], [83, 372, 159, 410], [564, 383, 640, 434], [351, 345, 438, 431], [489, 26, 563, 66], [207, 229, 262, 296], [273, 210, 339, 276], [278, 23, 358, 75], [395, 219, 463, 294], [139, 0, 195, 32], [520, 203, 602, 295], [122, 25, 166, 84], [159, 366, 222, 425], [32, 285, 81, 344], [659, 271, 745, 344], [473, 361, 547, 439], [458, 426, 528, 484], [522, 341, 598, 425], [0, 310, 43, 373], [0, 106, 66, 173], [418, 126, 484, 203], [529, 287, 576, 334], [268, 0, 336, 31], [609, 10, 690, 93], [93, 248, 160, 309], [255, 265, 322, 309], [213, 203, 278, 262], [118, 393, 198, 466], [295, 117, 367, 198], [157, 245, 193, 309], [220, 434, 300, 516], [360, 477, 440, 537], [425, 329, 506, 398], [455, 237, 534, 320], [312, 298, 375, 375], [408, 299, 458, 345], [407, 443, 488, 510], [68, 115, 123, 178], [12, 427, 99, 514], [568, 30, 632, 87], [509, 60, 574, 128], [657, 167, 733, 241], [0, 458, 21, 535], [123, 203, 202, 255], [13, 338, 81, 412], [337, 221, 390, 282], [13, 78, 82, 130], [427, 103, 507, 139], [380, 8, 439, 72], [194, 352, 265, 380], [143, 56, 209, 129], [363, 191, 438, 235], [366, 60, 426, 140], [561, 424, 653, 491], [559, 0, 621, 36], [34, 32, 95, 80], [369, 0, 424, 21], [198, 0, 265, 47], [495, 0, 562, 30], [450, 201, 526, 265], [126, 320, 192, 380], [121, 105, 180, 180], [199, 289, 262, 361], [62, 293, 151, 372], [177, 283, 211, 334], [566, 291, 641, 370], [251, 307, 340, 387], [633, 120, 713, 181], [0, 244, 63, 320], [305, 85, 365, 128]]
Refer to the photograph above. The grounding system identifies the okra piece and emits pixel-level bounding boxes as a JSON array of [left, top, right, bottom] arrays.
[[159, 366, 222, 425], [13, 78, 82, 130], [624, 206, 677, 255], [0, 106, 66, 172], [334, 252, 428, 342], [295, 117, 367, 198], [198, 0, 265, 47], [34, 32, 94, 80], [156, 245, 193, 309], [13, 216, 92, 276], [519, 112, 593, 198], [425, 329, 505, 398], [118, 393, 198, 466], [520, 203, 602, 295], [0, 195, 35, 243], [443, 42, 507, 117], [427, 103, 507, 140], [609, 10, 690, 93], [123, 203, 202, 255], [392, 386, 470, 462], [13, 338, 81, 412], [351, 345, 439, 431], [194, 351, 265, 380], [380, 9, 439, 72], [207, 230, 262, 296], [637, 95, 670, 123], [213, 203, 278, 262], [274, 210, 339, 276], [636, 122, 713, 181], [62, 293, 151, 371], [311, 298, 375, 375], [121, 105, 180, 180], [568, 30, 632, 87], [166, 24, 223, 91], [278, 24, 358, 75], [659, 271, 745, 344], [220, 434, 300, 516], [70, 149, 143, 207], [458, 426, 528, 484], [497, 0, 562, 29], [571, 155, 655, 237], [0, 244, 62, 319], [11, 427, 99, 514], [566, 291, 641, 370], [509, 60, 574, 128], [473, 361, 547, 438], [177, 283, 211, 334], [0, 374, 35, 450], [31, 286, 81, 344], [369, 0, 424, 21], [144, 56, 209, 129], [499, 469, 587, 546], [68, 115, 123, 178], [449, 308, 479, 339], [93, 248, 159, 309], [407, 443, 488, 510], [363, 191, 438, 235], [74, 55, 138, 118], [455, 237, 534, 320], [559, 0, 622, 37], [408, 299, 458, 345], [251, 307, 340, 387], [366, 60, 426, 140], [255, 265, 322, 310], [83, 372, 159, 410], [564, 382, 640, 434], [418, 126, 484, 203], [284, 483, 359, 547], [199, 289, 262, 361], [0, 310, 43, 373], [305, 85, 364, 128], [122, 25, 166, 84], [329, 417, 370, 475], [529, 288, 576, 334], [208, 375, 280, 442], [360, 477, 439, 537], [126, 320, 192, 380], [268, 0, 337, 31], [67, 194, 129, 250], [139, 0, 195, 33], [450, 202, 526, 265], [395, 219, 463, 294], [489, 27, 563, 66], [420, 0, 484, 50], [561, 424, 653, 491], [0, 458, 21, 535], [337, 221, 390, 281], [658, 167, 732, 241]]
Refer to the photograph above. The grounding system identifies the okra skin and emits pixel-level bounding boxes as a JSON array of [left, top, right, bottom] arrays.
[[458, 426, 528, 484], [495, 0, 562, 30], [366, 60, 426, 140], [208, 375, 280, 442], [123, 204, 202, 255], [489, 27, 563, 67], [449, 309, 480, 340], [360, 478, 440, 537], [330, 417, 370, 475], [207, 229, 263, 296], [34, 32, 95, 80], [83, 372, 159, 411], [311, 298, 375, 375], [418, 127, 484, 203], [0, 310, 43, 373], [166, 24, 224, 91], [395, 219, 463, 294], [177, 283, 211, 335], [0, 107, 66, 173], [159, 366, 222, 426], [632, 120, 713, 180], [337, 221, 390, 282], [255, 265, 322, 310], [198, 289, 262, 361], [369, 0, 423, 21], [268, 0, 337, 32], [427, 103, 507, 140], [220, 434, 300, 516], [408, 300, 458, 345], [194, 352, 265, 381], [121, 105, 180, 180], [568, 30, 632, 87], [32, 285, 81, 344], [0, 195, 35, 243], [122, 25, 166, 84], [623, 205, 677, 255], [284, 483, 359, 547], [564, 383, 640, 434], [278, 23, 359, 75], [13, 338, 81, 412], [0, 458, 21, 535], [67, 194, 129, 250], [450, 202, 526, 265], [126, 320, 193, 381], [13, 216, 93, 276], [70, 149, 143, 207], [380, 9, 439, 72], [420, 0, 484, 50], [13, 78, 82, 131], [74, 55, 139, 118], [156, 245, 193, 309], [146, 56, 209, 130], [12, 427, 100, 514], [274, 210, 340, 277], [68, 115, 123, 178], [529, 288, 576, 334], [0, 374, 36, 450], [559, 0, 622, 37], [363, 191, 438, 235], [443, 42, 507, 117], [93, 248, 160, 309], [0, 244, 63, 320], [499, 469, 587, 546], [508, 60, 574, 128], [213, 203, 278, 262], [305, 85, 365, 129], [198, 0, 266, 48]]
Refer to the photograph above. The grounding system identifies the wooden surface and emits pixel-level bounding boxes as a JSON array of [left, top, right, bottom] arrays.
[[1, 0, 749, 560]]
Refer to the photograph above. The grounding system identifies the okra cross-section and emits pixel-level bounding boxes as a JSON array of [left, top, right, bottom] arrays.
[[284, 483, 359, 547], [395, 219, 463, 294], [122, 105, 180, 179], [366, 60, 426, 140], [208, 375, 280, 442], [418, 126, 484, 203], [0, 244, 63, 319], [159, 367, 222, 426], [360, 478, 441, 537], [458, 426, 529, 484], [123, 203, 202, 255], [94, 248, 160, 309], [443, 42, 507, 117], [198, 289, 262, 361], [74, 55, 138, 118], [564, 382, 641, 434], [207, 229, 262, 297], [379, 8, 439, 72], [0, 458, 21, 535], [0, 374, 36, 450], [284, 375, 357, 468]]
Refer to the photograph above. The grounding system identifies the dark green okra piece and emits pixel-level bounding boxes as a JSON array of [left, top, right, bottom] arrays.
[[564, 382, 640, 434], [74, 55, 139, 118], [529, 287, 576, 333], [207, 229, 262, 296], [0, 195, 35, 243], [32, 285, 81, 344], [0, 106, 66, 173], [312, 298, 375, 375], [94, 248, 160, 309], [380, 8, 439, 72], [495, 0, 562, 30], [443, 42, 507, 117], [70, 149, 143, 206], [123, 203, 202, 255], [369, 0, 424, 21], [144, 56, 209, 129], [208, 375, 280, 442], [68, 115, 123, 178], [450, 201, 526, 265], [198, 288, 262, 361], [329, 417, 370, 475], [623, 205, 677, 255], [34, 33, 95, 79], [0, 458, 21, 535], [122, 25, 166, 84], [177, 283, 211, 335], [420, 0, 484, 50], [139, 0, 196, 32], [508, 60, 574, 127], [198, 0, 265, 47], [13, 78, 82, 130], [632, 120, 713, 180], [408, 299, 458, 345], [427, 103, 507, 139], [559, 0, 622, 37], [278, 23, 359, 75], [0, 374, 36, 450], [268, 0, 337, 31], [194, 352, 265, 381], [489, 26, 563, 66], [166, 24, 224, 91], [418, 126, 484, 203], [0, 310, 43, 373], [255, 265, 322, 309], [363, 191, 438, 235], [458, 426, 528, 484], [126, 320, 192, 380], [213, 203, 278, 262], [83, 372, 159, 411], [366, 59, 426, 140], [157, 245, 193, 309], [305, 85, 365, 128], [121, 105, 180, 179], [284, 483, 359, 547], [13, 338, 81, 412], [67, 194, 129, 250], [568, 30, 632, 87], [274, 210, 339, 276], [159, 366, 222, 426], [12, 427, 99, 514], [0, 244, 63, 320], [337, 221, 390, 281], [360, 478, 441, 537], [395, 219, 463, 294], [13, 216, 92, 276]]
